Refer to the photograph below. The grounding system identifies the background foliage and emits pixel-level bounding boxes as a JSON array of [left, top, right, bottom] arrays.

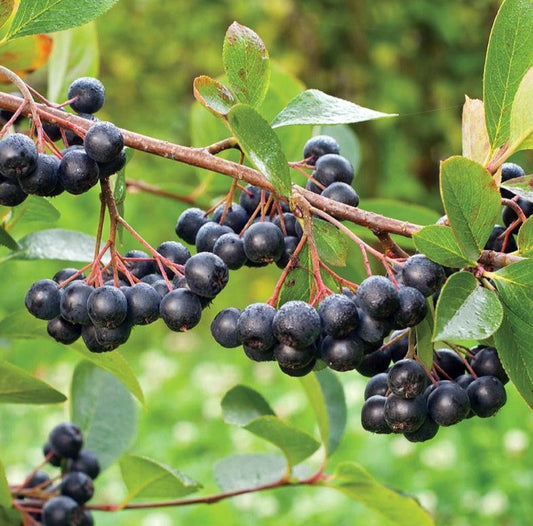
[[1, 1, 533, 525]]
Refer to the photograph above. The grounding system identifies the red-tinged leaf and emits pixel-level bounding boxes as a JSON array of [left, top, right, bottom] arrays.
[[0, 33, 52, 81]]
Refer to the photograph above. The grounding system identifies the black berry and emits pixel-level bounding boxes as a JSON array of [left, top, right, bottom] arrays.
[[68, 77, 105, 114]]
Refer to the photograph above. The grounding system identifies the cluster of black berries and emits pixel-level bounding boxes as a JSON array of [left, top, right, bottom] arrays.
[[485, 161, 529, 255], [24, 244, 229, 352], [210, 254, 444, 377], [303, 135, 360, 207], [14, 422, 99, 525], [361, 344, 508, 442], [0, 77, 126, 206]]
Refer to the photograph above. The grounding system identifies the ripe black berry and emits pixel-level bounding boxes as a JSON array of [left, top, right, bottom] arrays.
[[312, 153, 354, 187], [355, 347, 391, 377], [26, 470, 52, 489], [0, 175, 27, 206], [213, 232, 247, 270], [470, 347, 508, 384], [356, 275, 400, 320], [320, 334, 365, 371], [43, 441, 62, 467], [500, 162, 525, 198], [364, 372, 389, 400], [60, 281, 93, 325], [502, 197, 533, 233], [212, 203, 249, 233], [97, 147, 126, 178], [403, 416, 439, 442], [87, 285, 128, 328], [278, 356, 316, 377], [25, 279, 61, 320], [195, 221, 233, 253], [318, 293, 359, 338], [59, 148, 99, 194], [271, 213, 303, 238], [383, 394, 427, 433], [48, 422, 83, 459], [242, 221, 284, 263], [484, 225, 517, 253], [433, 349, 465, 379], [18, 153, 60, 196], [427, 381, 470, 426], [42, 495, 81, 526], [156, 240, 191, 276], [81, 324, 119, 352], [466, 376, 507, 417], [388, 330, 409, 362], [211, 307, 242, 348], [175, 207, 209, 244], [391, 286, 428, 328], [124, 282, 160, 325], [68, 77, 105, 114], [387, 359, 428, 398], [60, 471, 94, 504], [361, 395, 392, 434], [159, 288, 202, 331], [47, 316, 82, 344], [355, 309, 391, 345], [239, 184, 270, 215], [273, 342, 316, 370], [0, 133, 38, 179], [93, 321, 132, 347], [67, 450, 100, 480], [236, 302, 277, 352], [121, 250, 155, 279], [303, 135, 340, 164], [276, 236, 300, 269], [84, 121, 124, 163], [401, 254, 446, 297], [184, 252, 229, 298], [272, 300, 321, 348], [321, 181, 360, 207]]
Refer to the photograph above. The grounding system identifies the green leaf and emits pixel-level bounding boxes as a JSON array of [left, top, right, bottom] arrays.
[[47, 22, 99, 103], [462, 96, 490, 164], [299, 369, 346, 456], [70, 361, 137, 470], [0, 1, 14, 31], [222, 22, 270, 108], [4, 0, 119, 40], [440, 156, 501, 260], [0, 459, 11, 508], [271, 89, 396, 128], [313, 217, 347, 267], [483, 0, 533, 151], [119, 455, 200, 505], [0, 310, 46, 339], [415, 306, 434, 369], [221, 385, 320, 467], [12, 195, 60, 225], [0, 227, 19, 251], [433, 271, 503, 341], [11, 229, 98, 262], [193, 76, 236, 117], [413, 225, 476, 268], [0, 507, 20, 526], [501, 175, 533, 201], [493, 260, 533, 407], [510, 66, 533, 151], [517, 216, 533, 255], [0, 359, 66, 404], [70, 343, 144, 405], [322, 461, 434, 526], [227, 103, 291, 196], [214, 454, 286, 492]]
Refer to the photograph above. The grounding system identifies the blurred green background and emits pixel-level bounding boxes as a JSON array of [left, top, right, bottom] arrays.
[[2, 0, 533, 525]]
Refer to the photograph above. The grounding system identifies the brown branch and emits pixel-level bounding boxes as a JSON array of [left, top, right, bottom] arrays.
[[125, 179, 200, 205]]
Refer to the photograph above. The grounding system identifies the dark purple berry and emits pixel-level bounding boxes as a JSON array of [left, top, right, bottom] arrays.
[[184, 252, 229, 298], [427, 380, 470, 426], [466, 376, 507, 417], [60, 281, 93, 325], [303, 135, 340, 164], [49, 422, 83, 459], [318, 293, 359, 338], [211, 307, 242, 348], [391, 286, 428, 328], [404, 416, 439, 442], [212, 203, 249, 233], [68, 77, 105, 114], [361, 395, 392, 434], [321, 181, 359, 207], [87, 285, 128, 328], [60, 471, 94, 504], [356, 276, 400, 320], [213, 232, 247, 270], [272, 300, 321, 349], [239, 185, 270, 215], [25, 279, 61, 320], [84, 121, 124, 163], [355, 347, 391, 377], [401, 255, 446, 297], [47, 316, 82, 344], [67, 450, 100, 480], [0, 174, 27, 206], [312, 153, 354, 187], [195, 221, 233, 253], [236, 303, 277, 352], [364, 372, 389, 400], [124, 282, 160, 325], [384, 394, 427, 433], [243, 221, 284, 263], [387, 359, 428, 398], [0, 133, 38, 179], [159, 288, 202, 331], [433, 348, 465, 380], [42, 495, 81, 526], [59, 149, 99, 194], [470, 347, 508, 384], [175, 207, 209, 245], [320, 334, 365, 371], [18, 153, 60, 196]]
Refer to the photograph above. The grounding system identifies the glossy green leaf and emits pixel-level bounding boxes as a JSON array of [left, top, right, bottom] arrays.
[[193, 75, 236, 117], [517, 216, 533, 256], [70, 361, 137, 470], [11, 229, 98, 262], [493, 260, 533, 408], [222, 385, 320, 467], [4, 0, 119, 40], [0, 359, 66, 404], [214, 454, 286, 491], [462, 96, 490, 164], [0, 459, 10, 508], [322, 462, 434, 526], [227, 103, 291, 196], [0, 227, 19, 251], [119, 455, 200, 506], [483, 0, 533, 151], [271, 89, 395, 128], [223, 22, 270, 108], [12, 195, 60, 225], [415, 307, 434, 369], [433, 271, 503, 341], [70, 343, 144, 405], [299, 369, 346, 455], [413, 225, 476, 268], [501, 175, 533, 201], [510, 67, 533, 151], [313, 217, 347, 267], [47, 22, 99, 102], [440, 156, 501, 260], [0, 507, 19, 526]]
